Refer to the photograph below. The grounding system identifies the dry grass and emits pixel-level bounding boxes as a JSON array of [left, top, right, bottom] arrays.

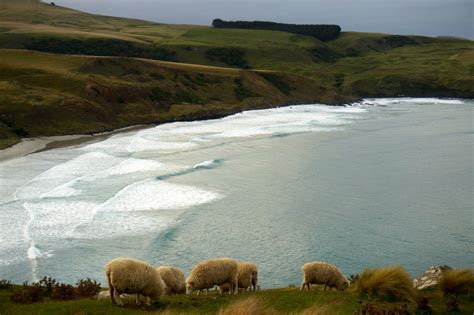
[[438, 268, 474, 297], [297, 304, 334, 315], [217, 297, 277, 315], [354, 266, 417, 302], [216, 297, 337, 315]]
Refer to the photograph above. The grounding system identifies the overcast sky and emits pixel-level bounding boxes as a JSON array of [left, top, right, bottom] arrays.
[[53, 0, 473, 39]]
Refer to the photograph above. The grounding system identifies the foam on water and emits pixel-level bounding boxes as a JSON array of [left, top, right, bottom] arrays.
[[27, 246, 54, 260], [127, 135, 197, 153], [98, 179, 223, 212], [15, 152, 122, 200], [360, 98, 465, 106], [86, 158, 167, 179], [41, 158, 167, 198], [193, 159, 223, 169], [24, 200, 98, 241], [73, 211, 175, 239]]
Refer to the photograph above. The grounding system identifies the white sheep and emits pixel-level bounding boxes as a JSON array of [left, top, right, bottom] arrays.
[[186, 258, 238, 295], [156, 266, 186, 295], [300, 261, 349, 291], [219, 261, 258, 293], [105, 257, 165, 306]]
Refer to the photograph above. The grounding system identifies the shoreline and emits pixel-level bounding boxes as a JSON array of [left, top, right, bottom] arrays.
[[0, 124, 151, 163], [0, 99, 344, 162], [0, 96, 468, 162]]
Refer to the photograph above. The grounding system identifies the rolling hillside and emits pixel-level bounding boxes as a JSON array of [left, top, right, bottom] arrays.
[[0, 0, 473, 149]]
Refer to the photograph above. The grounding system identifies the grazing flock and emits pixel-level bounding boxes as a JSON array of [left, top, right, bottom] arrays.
[[105, 257, 347, 306]]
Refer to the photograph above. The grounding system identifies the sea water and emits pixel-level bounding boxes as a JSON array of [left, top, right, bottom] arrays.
[[0, 98, 472, 287]]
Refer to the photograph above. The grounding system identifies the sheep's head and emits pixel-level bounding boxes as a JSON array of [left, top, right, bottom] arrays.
[[185, 281, 194, 296], [337, 278, 350, 291]]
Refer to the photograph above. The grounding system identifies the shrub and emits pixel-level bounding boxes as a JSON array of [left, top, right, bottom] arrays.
[[354, 266, 417, 301], [446, 296, 460, 313], [438, 268, 474, 297], [384, 35, 418, 48], [37, 276, 57, 294], [234, 79, 259, 101], [308, 47, 342, 63], [10, 284, 44, 304], [260, 73, 292, 95], [24, 37, 177, 61], [0, 279, 12, 290], [206, 47, 249, 69], [217, 297, 276, 315], [358, 303, 409, 315], [417, 296, 432, 314], [51, 283, 76, 301], [76, 278, 101, 298]]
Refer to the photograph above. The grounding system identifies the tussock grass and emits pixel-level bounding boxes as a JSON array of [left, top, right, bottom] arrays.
[[217, 297, 276, 315], [354, 266, 417, 302], [298, 304, 333, 315], [439, 268, 474, 297]]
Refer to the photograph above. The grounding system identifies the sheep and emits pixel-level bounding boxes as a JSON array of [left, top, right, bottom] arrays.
[[300, 261, 349, 292], [186, 258, 238, 295], [219, 262, 258, 293], [105, 257, 165, 306], [156, 266, 186, 295]]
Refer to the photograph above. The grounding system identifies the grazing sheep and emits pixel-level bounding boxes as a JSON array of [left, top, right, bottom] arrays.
[[105, 257, 165, 306], [300, 261, 349, 292], [186, 258, 238, 295], [220, 262, 258, 293], [156, 266, 186, 295]]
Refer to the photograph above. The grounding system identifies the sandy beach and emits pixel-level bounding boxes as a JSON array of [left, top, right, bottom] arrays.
[[0, 125, 151, 163]]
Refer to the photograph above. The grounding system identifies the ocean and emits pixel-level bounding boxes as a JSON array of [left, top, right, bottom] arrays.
[[0, 98, 472, 288]]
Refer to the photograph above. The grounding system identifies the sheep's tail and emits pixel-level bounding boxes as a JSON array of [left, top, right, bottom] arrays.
[[107, 270, 115, 304]]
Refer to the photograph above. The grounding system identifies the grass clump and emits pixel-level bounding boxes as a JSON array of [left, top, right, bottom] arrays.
[[354, 266, 417, 302], [217, 297, 276, 315], [438, 268, 474, 297], [298, 304, 333, 315]]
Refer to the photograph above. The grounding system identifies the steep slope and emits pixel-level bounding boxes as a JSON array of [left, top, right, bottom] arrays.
[[0, 49, 347, 148]]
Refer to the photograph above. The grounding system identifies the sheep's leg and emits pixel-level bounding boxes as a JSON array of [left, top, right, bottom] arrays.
[[300, 281, 306, 291], [114, 290, 124, 306], [107, 273, 116, 304], [197, 289, 201, 295], [109, 286, 116, 304], [234, 275, 239, 294], [205, 289, 208, 295], [306, 283, 311, 291], [145, 297, 151, 306], [135, 294, 140, 305], [324, 284, 327, 291]]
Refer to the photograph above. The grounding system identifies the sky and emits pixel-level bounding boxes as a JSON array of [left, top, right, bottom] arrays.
[[53, 0, 473, 39]]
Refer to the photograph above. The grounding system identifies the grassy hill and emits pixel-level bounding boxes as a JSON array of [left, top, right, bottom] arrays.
[[0, 0, 473, 149]]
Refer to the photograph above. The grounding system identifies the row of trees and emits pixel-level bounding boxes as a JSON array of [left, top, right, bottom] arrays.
[[24, 38, 177, 61], [212, 19, 341, 41]]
